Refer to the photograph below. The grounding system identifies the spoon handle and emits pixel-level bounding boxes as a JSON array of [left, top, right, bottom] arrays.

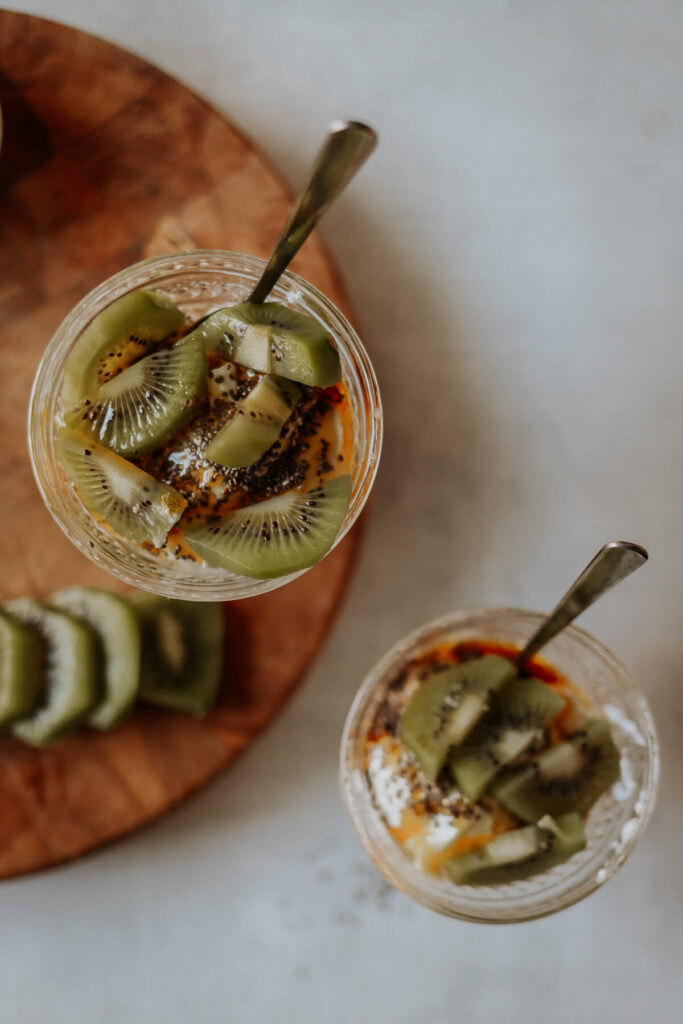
[[516, 541, 648, 669], [248, 120, 377, 304]]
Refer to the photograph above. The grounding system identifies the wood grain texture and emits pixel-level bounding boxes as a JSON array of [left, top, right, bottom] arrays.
[[0, 11, 363, 879]]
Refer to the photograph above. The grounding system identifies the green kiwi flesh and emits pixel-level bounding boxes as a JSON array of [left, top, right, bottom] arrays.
[[51, 586, 142, 729], [450, 676, 565, 800], [189, 302, 342, 388], [65, 334, 207, 457], [443, 813, 586, 885], [56, 427, 187, 546], [184, 474, 352, 579], [492, 719, 621, 821], [61, 290, 185, 408], [0, 610, 43, 727], [205, 373, 302, 468], [133, 595, 224, 716], [398, 655, 516, 781], [7, 599, 99, 746]]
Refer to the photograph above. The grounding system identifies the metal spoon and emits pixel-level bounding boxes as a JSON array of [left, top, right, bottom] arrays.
[[516, 541, 648, 670], [248, 120, 377, 304]]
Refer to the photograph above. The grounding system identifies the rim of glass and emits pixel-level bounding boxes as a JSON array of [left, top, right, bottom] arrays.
[[28, 250, 383, 600], [340, 608, 660, 924]]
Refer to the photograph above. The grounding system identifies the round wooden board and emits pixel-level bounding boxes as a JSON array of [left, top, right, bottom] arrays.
[[0, 11, 363, 880]]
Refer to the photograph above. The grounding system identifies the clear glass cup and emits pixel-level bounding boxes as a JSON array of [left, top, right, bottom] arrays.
[[340, 608, 659, 923], [29, 251, 382, 600]]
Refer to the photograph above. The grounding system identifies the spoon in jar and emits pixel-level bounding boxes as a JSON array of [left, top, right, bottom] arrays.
[[190, 120, 376, 333], [516, 541, 648, 671], [248, 120, 377, 303]]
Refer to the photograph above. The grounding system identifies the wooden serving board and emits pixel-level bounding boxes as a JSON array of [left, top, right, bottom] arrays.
[[0, 11, 363, 879]]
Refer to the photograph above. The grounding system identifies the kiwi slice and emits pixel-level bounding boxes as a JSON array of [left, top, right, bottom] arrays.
[[398, 655, 516, 781], [492, 719, 621, 822], [0, 610, 44, 728], [6, 599, 99, 746], [184, 474, 351, 580], [133, 595, 224, 716], [65, 334, 208, 457], [61, 290, 185, 408], [56, 427, 187, 546], [188, 302, 341, 388], [443, 813, 586, 886], [205, 374, 302, 468], [449, 677, 565, 800], [51, 586, 142, 730]]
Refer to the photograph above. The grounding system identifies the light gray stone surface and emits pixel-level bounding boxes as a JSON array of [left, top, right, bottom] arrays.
[[1, 1, 681, 1021]]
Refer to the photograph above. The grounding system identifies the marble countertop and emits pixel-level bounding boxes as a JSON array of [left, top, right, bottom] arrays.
[[2, 1, 681, 1021]]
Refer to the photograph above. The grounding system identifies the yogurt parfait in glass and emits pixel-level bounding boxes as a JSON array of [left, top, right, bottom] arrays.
[[341, 608, 658, 923], [29, 251, 382, 601]]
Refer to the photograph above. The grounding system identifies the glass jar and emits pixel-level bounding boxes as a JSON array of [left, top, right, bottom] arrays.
[[29, 251, 382, 600], [340, 608, 659, 923]]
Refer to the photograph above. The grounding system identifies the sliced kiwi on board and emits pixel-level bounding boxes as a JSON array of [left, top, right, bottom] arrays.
[[6, 599, 99, 746], [205, 374, 302, 468], [133, 595, 224, 716], [56, 428, 187, 547], [65, 334, 208, 457], [187, 302, 341, 388], [398, 655, 516, 782], [449, 677, 565, 801], [61, 290, 185, 408], [492, 719, 621, 822], [0, 610, 44, 728], [51, 586, 142, 730], [184, 474, 351, 580], [443, 813, 586, 886]]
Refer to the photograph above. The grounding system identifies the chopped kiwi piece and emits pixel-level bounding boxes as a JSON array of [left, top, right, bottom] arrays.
[[61, 290, 185, 408], [184, 474, 351, 580], [51, 586, 142, 730], [398, 655, 516, 781], [65, 334, 207, 457], [205, 373, 302, 468], [188, 302, 341, 388], [56, 427, 187, 547], [7, 599, 99, 746], [0, 610, 43, 728], [449, 676, 565, 800], [492, 719, 621, 821], [443, 813, 586, 886], [133, 596, 224, 716]]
